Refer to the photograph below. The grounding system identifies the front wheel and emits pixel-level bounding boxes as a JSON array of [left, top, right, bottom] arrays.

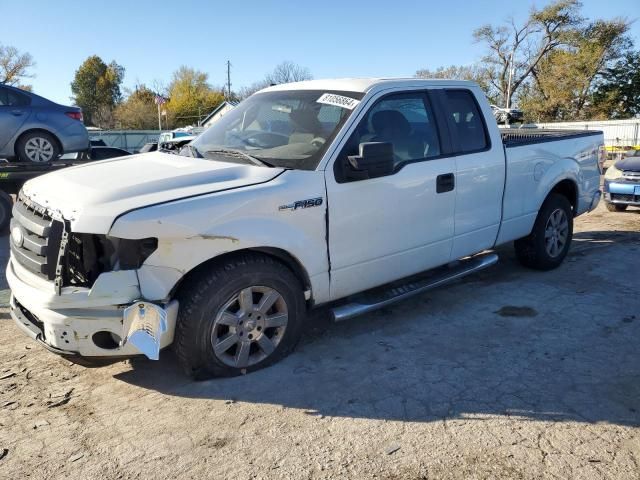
[[514, 193, 573, 271], [605, 202, 627, 212], [173, 253, 306, 380]]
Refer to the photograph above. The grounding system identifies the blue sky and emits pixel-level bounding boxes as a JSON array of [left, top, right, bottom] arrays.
[[1, 0, 638, 105]]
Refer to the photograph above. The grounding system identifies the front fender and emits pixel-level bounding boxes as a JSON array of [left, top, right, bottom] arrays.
[[109, 170, 330, 303]]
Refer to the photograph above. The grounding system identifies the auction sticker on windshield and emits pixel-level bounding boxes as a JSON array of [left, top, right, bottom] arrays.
[[317, 93, 360, 110]]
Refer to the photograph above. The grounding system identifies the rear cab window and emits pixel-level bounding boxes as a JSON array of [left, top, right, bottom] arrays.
[[443, 89, 489, 153]]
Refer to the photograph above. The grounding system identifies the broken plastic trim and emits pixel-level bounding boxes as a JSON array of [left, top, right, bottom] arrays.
[[121, 301, 168, 360]]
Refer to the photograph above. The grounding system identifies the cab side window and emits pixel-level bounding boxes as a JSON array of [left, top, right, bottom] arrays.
[[444, 89, 488, 153], [336, 92, 441, 180]]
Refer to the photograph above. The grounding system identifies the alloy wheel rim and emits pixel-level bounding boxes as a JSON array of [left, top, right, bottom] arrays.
[[544, 208, 569, 258], [25, 137, 54, 162], [210, 286, 288, 368]]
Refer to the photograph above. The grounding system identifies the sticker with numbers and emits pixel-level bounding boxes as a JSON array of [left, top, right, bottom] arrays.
[[317, 93, 360, 110]]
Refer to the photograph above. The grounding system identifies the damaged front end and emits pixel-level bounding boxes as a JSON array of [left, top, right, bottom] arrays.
[[8, 191, 175, 360]]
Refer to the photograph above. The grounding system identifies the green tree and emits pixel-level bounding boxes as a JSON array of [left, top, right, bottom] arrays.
[[70, 56, 125, 127], [0, 43, 35, 87], [519, 18, 630, 121], [114, 85, 159, 129], [166, 66, 225, 127], [589, 50, 640, 119]]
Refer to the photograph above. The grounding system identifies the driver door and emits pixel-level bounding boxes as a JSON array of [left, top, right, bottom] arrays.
[[325, 90, 456, 300]]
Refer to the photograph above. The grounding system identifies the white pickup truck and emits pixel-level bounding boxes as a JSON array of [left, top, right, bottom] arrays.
[[7, 79, 603, 378]]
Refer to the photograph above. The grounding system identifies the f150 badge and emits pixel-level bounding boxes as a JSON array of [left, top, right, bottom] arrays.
[[279, 197, 323, 211]]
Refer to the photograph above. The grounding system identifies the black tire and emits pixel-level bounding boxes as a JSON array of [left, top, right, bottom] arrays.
[[0, 191, 12, 232], [514, 193, 574, 271], [174, 253, 306, 380], [605, 202, 627, 212], [16, 131, 60, 163]]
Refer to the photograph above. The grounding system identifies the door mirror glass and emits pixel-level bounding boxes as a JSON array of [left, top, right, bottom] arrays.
[[345, 142, 394, 180]]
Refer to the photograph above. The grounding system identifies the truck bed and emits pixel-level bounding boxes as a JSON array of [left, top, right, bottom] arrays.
[[501, 128, 602, 147]]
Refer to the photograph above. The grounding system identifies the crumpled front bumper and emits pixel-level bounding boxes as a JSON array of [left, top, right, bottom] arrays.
[[7, 257, 178, 359]]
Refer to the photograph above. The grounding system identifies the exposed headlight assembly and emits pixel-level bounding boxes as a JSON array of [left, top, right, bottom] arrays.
[[65, 234, 158, 288]]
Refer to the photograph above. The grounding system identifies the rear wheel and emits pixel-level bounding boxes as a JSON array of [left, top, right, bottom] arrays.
[[605, 202, 627, 212], [16, 131, 60, 163], [515, 193, 573, 271], [174, 253, 305, 380]]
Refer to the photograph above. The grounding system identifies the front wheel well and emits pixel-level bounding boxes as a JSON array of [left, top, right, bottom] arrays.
[[173, 248, 312, 303], [549, 179, 577, 215], [14, 129, 63, 157]]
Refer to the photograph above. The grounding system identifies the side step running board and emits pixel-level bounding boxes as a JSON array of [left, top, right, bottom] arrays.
[[331, 252, 498, 322]]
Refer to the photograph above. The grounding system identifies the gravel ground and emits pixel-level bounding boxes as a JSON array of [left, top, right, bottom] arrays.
[[1, 202, 639, 480]]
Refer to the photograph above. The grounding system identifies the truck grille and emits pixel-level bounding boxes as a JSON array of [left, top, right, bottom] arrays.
[[10, 193, 102, 290], [622, 171, 640, 182], [10, 193, 63, 281]]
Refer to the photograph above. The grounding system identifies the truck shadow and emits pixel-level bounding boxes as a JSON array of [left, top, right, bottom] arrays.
[[113, 229, 639, 426]]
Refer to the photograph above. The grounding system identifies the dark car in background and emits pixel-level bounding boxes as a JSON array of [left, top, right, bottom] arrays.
[[603, 149, 640, 211], [491, 104, 524, 124], [0, 84, 89, 162], [59, 145, 131, 161], [139, 142, 158, 153]]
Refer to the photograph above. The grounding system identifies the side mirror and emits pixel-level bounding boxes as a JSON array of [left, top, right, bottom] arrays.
[[345, 142, 394, 180]]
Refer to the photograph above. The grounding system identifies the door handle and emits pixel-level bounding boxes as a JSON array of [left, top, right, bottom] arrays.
[[436, 173, 455, 193], [10, 110, 24, 116]]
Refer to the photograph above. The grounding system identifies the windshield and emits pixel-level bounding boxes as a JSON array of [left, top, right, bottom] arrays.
[[188, 90, 364, 170]]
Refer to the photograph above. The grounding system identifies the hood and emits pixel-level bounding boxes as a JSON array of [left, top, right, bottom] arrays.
[[22, 151, 284, 234], [615, 156, 640, 172]]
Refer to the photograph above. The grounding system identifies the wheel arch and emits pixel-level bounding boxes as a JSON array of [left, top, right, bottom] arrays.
[[170, 247, 313, 304], [14, 128, 63, 158], [548, 178, 578, 216]]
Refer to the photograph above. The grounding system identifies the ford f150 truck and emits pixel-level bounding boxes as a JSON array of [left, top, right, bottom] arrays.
[[7, 79, 603, 379]]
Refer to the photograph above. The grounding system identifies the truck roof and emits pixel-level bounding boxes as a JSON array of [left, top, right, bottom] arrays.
[[261, 78, 478, 94]]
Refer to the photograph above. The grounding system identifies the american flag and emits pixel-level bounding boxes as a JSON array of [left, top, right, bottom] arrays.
[[154, 95, 167, 105]]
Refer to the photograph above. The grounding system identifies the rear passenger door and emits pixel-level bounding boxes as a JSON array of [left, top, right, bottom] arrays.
[[0, 86, 31, 152], [436, 89, 505, 258]]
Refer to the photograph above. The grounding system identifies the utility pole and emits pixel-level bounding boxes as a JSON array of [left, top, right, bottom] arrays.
[[505, 50, 515, 110], [505, 50, 515, 127], [226, 60, 232, 100]]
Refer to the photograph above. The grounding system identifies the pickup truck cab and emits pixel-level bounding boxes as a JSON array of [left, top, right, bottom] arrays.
[[7, 79, 603, 378]]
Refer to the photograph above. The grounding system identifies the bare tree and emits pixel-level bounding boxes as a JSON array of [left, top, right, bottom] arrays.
[[237, 61, 313, 99], [416, 64, 498, 103], [473, 0, 583, 107], [265, 61, 312, 84], [0, 44, 35, 86]]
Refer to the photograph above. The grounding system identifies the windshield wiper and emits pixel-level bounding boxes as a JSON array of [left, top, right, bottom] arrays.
[[204, 148, 274, 167]]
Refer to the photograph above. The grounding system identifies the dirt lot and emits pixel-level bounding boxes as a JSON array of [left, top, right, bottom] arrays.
[[1, 203, 639, 480]]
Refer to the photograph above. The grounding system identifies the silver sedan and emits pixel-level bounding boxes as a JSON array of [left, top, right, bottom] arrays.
[[0, 84, 89, 162]]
